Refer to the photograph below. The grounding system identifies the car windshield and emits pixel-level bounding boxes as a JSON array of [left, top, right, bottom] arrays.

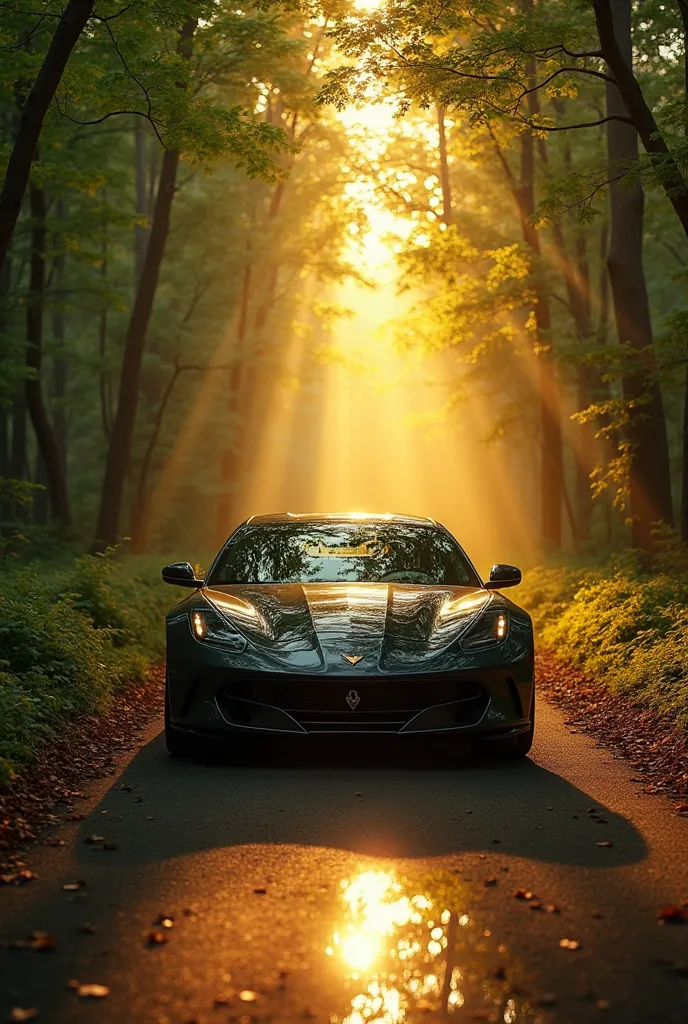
[[207, 521, 479, 586]]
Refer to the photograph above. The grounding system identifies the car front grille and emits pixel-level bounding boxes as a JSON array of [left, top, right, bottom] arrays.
[[218, 672, 487, 733]]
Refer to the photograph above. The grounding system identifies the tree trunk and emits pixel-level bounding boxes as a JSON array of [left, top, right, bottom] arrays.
[[0, 253, 10, 479], [52, 199, 68, 470], [130, 363, 182, 554], [518, 47, 563, 548], [25, 180, 71, 527], [569, 233, 594, 542], [33, 451, 49, 524], [676, 0, 688, 542], [437, 104, 453, 225], [683, 365, 688, 542], [0, 0, 95, 277], [93, 19, 196, 550], [93, 147, 180, 549], [134, 122, 149, 283], [593, 0, 688, 238], [217, 252, 253, 542], [98, 225, 111, 439], [10, 394, 27, 481], [604, 0, 673, 550]]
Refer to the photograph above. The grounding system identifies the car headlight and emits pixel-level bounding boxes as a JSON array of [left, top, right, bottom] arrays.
[[189, 605, 247, 652], [459, 606, 509, 652]]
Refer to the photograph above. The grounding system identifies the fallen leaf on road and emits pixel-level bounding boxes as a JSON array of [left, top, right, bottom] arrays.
[[1, 870, 36, 885], [76, 984, 109, 998], [529, 901, 543, 911], [28, 932, 56, 952], [62, 881, 86, 891], [253, 887, 267, 895], [544, 904, 561, 914], [657, 904, 688, 924], [239, 991, 257, 1003], [559, 938, 581, 950], [514, 889, 535, 901], [11, 931, 56, 952], [155, 916, 174, 929], [596, 841, 613, 848], [9, 1008, 38, 1021], [83, 835, 104, 845], [146, 930, 168, 946]]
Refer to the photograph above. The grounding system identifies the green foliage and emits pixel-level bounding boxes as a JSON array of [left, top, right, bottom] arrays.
[[0, 552, 172, 784], [519, 545, 688, 730]]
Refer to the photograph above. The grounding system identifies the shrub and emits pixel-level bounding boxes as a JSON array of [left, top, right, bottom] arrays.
[[519, 553, 688, 731], [0, 551, 171, 784]]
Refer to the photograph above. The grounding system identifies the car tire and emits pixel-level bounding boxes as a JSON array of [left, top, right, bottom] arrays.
[[506, 692, 535, 759], [477, 693, 535, 760], [164, 676, 198, 758]]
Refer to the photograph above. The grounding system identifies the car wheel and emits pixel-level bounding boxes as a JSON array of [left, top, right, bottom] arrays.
[[164, 676, 197, 758]]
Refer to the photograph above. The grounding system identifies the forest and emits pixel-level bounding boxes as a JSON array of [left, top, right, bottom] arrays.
[[1, 0, 687, 558], [1, 0, 688, 777]]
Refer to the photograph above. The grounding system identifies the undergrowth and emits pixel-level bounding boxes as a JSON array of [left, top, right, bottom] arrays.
[[519, 532, 688, 730], [0, 551, 173, 784]]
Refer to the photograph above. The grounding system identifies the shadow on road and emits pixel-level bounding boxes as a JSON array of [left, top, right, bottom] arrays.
[[74, 729, 648, 868]]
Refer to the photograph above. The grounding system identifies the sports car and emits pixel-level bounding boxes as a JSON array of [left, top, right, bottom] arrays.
[[162, 512, 535, 759]]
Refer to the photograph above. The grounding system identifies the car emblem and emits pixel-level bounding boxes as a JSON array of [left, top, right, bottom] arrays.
[[346, 689, 361, 710], [342, 654, 363, 665]]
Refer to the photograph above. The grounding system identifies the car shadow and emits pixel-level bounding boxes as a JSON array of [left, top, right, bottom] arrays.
[[73, 730, 648, 868]]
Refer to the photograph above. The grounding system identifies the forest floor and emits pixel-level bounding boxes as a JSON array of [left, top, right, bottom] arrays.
[[0, 666, 165, 877]]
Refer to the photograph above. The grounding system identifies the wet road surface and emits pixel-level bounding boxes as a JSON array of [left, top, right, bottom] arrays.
[[1, 697, 687, 1024]]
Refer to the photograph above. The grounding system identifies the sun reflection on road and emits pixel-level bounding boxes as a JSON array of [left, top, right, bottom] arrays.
[[325, 869, 537, 1023]]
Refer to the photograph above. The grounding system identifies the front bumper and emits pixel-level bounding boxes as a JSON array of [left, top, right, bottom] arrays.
[[166, 637, 534, 741]]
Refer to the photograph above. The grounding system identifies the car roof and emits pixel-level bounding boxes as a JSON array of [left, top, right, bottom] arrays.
[[244, 512, 438, 527]]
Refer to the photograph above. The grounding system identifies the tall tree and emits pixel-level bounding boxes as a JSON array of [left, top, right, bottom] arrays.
[[0, 0, 95, 277], [94, 19, 197, 550], [604, 0, 673, 548], [25, 175, 71, 526]]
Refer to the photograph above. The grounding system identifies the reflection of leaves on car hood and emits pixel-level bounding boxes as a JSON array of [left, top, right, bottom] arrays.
[[204, 583, 490, 662]]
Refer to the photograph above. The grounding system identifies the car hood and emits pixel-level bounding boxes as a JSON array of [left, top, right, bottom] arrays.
[[203, 582, 492, 673]]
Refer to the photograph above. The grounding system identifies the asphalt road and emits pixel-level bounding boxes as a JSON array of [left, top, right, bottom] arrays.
[[1, 698, 687, 1024]]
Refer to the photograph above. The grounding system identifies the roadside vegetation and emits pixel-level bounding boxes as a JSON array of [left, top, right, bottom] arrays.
[[0, 551, 172, 784], [520, 534, 688, 731]]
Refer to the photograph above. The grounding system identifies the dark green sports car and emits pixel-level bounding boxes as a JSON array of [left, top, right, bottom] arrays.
[[162, 512, 535, 759]]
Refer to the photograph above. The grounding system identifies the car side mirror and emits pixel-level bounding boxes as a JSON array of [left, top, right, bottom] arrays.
[[162, 562, 203, 588], [485, 563, 522, 589]]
